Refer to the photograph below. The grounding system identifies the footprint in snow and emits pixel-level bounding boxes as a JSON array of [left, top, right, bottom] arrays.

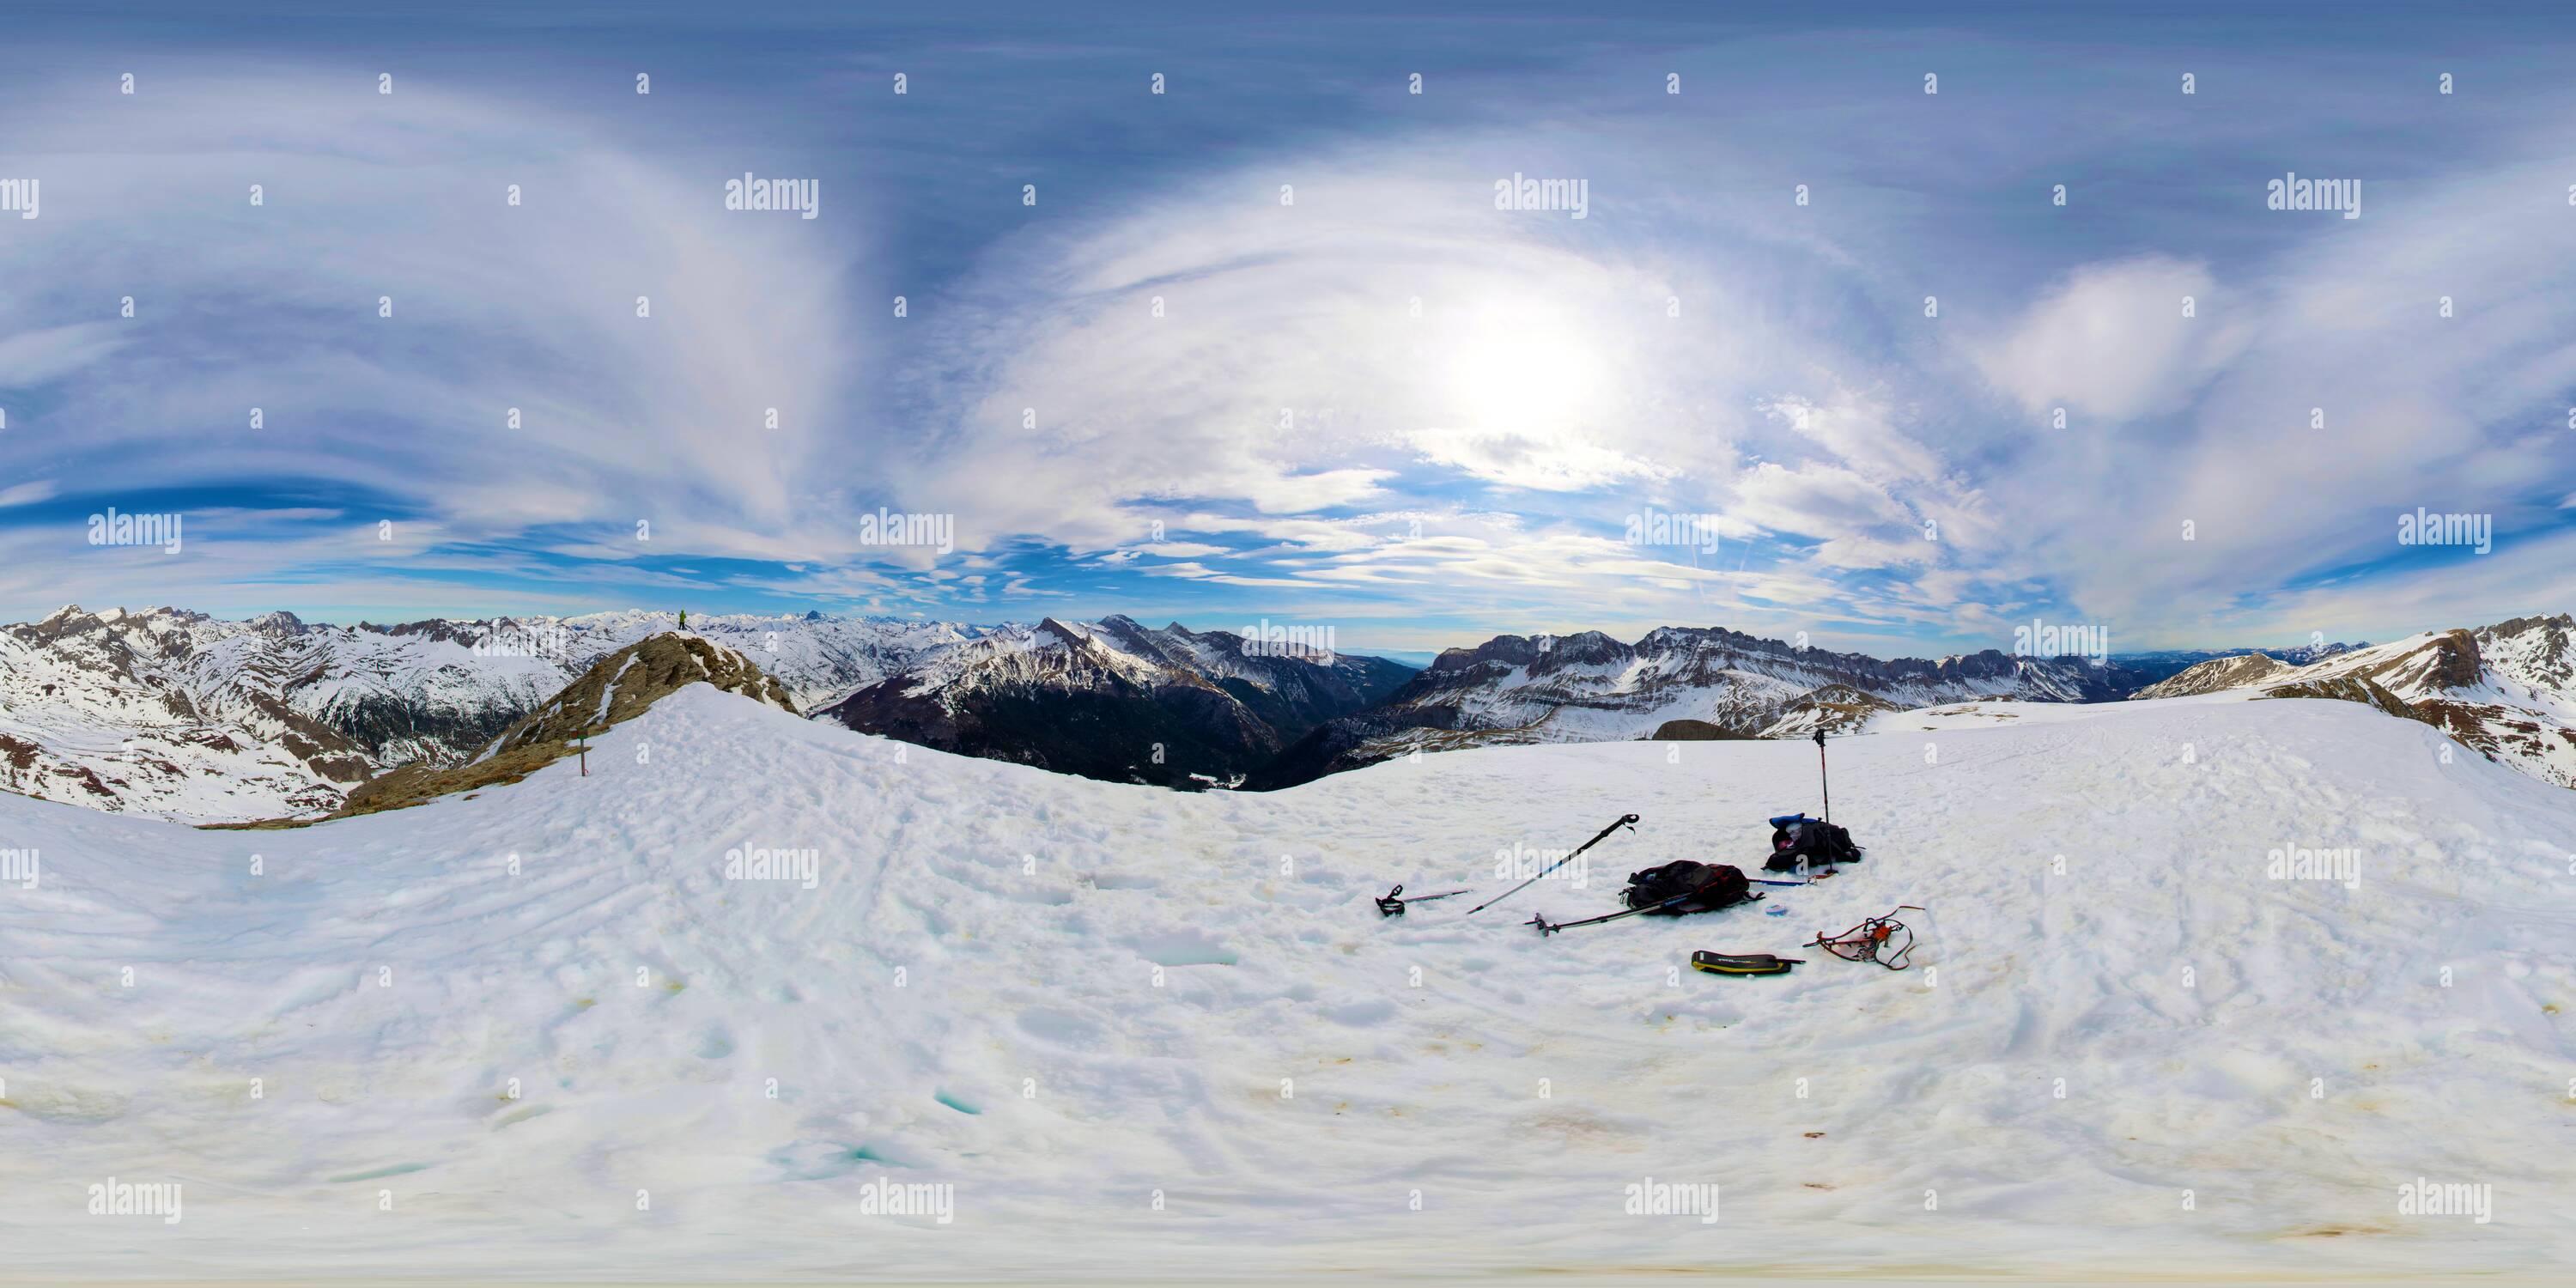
[[1124, 929, 1239, 967], [694, 1023, 736, 1060]]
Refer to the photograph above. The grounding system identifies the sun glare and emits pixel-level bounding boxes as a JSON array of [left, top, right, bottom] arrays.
[[1441, 308, 1609, 434]]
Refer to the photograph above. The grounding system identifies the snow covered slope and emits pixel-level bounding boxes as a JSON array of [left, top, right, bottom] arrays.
[[4, 683, 2573, 1281], [2123, 615, 2576, 791], [332, 633, 799, 820], [2132, 651, 2293, 698], [0, 606, 979, 822]]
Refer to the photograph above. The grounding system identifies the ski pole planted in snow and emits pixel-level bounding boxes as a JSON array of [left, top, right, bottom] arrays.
[[1814, 727, 1829, 823], [1468, 812, 1637, 914]]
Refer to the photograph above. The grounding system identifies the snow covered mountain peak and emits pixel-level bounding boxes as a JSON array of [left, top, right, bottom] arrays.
[[2478, 611, 2576, 692], [241, 609, 310, 637], [1032, 616, 1100, 648]]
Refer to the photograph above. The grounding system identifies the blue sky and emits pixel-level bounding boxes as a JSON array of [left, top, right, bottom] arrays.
[[3, 1, 2573, 658]]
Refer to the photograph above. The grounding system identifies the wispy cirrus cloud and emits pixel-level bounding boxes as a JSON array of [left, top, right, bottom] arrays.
[[4, 26, 2573, 652]]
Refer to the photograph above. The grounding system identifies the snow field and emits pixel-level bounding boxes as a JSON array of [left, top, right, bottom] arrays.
[[2, 684, 2573, 1280]]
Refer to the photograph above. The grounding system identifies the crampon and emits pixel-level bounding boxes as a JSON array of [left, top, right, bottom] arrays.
[[1806, 905, 1924, 970]]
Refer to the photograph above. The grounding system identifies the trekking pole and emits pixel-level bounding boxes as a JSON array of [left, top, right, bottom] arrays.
[[1813, 728, 1829, 823], [1468, 813, 1637, 914]]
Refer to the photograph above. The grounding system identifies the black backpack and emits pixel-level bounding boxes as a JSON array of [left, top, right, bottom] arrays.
[[1765, 814, 1862, 872], [1621, 861, 1752, 914]]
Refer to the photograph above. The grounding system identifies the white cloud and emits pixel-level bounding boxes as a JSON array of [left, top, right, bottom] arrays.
[[1973, 256, 2251, 422], [2007, 155, 2576, 636], [6, 55, 2567, 649], [0, 480, 59, 507], [0, 72, 868, 568], [895, 147, 1749, 556], [1725, 461, 1919, 550], [0, 324, 125, 386]]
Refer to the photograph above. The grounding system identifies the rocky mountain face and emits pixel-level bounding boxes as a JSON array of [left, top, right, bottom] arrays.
[[816, 616, 1415, 788], [1245, 626, 2164, 788], [1754, 683, 1908, 738], [2131, 615, 2576, 789], [2131, 652, 2295, 698], [2257, 617, 2576, 788], [0, 605, 977, 822]]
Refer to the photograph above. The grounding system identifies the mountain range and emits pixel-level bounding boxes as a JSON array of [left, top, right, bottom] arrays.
[[2130, 614, 2576, 788], [1, 604, 2568, 823], [814, 615, 1415, 788], [0, 605, 976, 821], [1245, 627, 2189, 787]]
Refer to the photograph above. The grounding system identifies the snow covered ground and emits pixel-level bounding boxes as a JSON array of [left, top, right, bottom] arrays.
[[3, 683, 2573, 1282]]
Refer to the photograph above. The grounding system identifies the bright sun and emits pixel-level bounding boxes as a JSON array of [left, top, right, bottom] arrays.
[[1441, 309, 1609, 434]]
